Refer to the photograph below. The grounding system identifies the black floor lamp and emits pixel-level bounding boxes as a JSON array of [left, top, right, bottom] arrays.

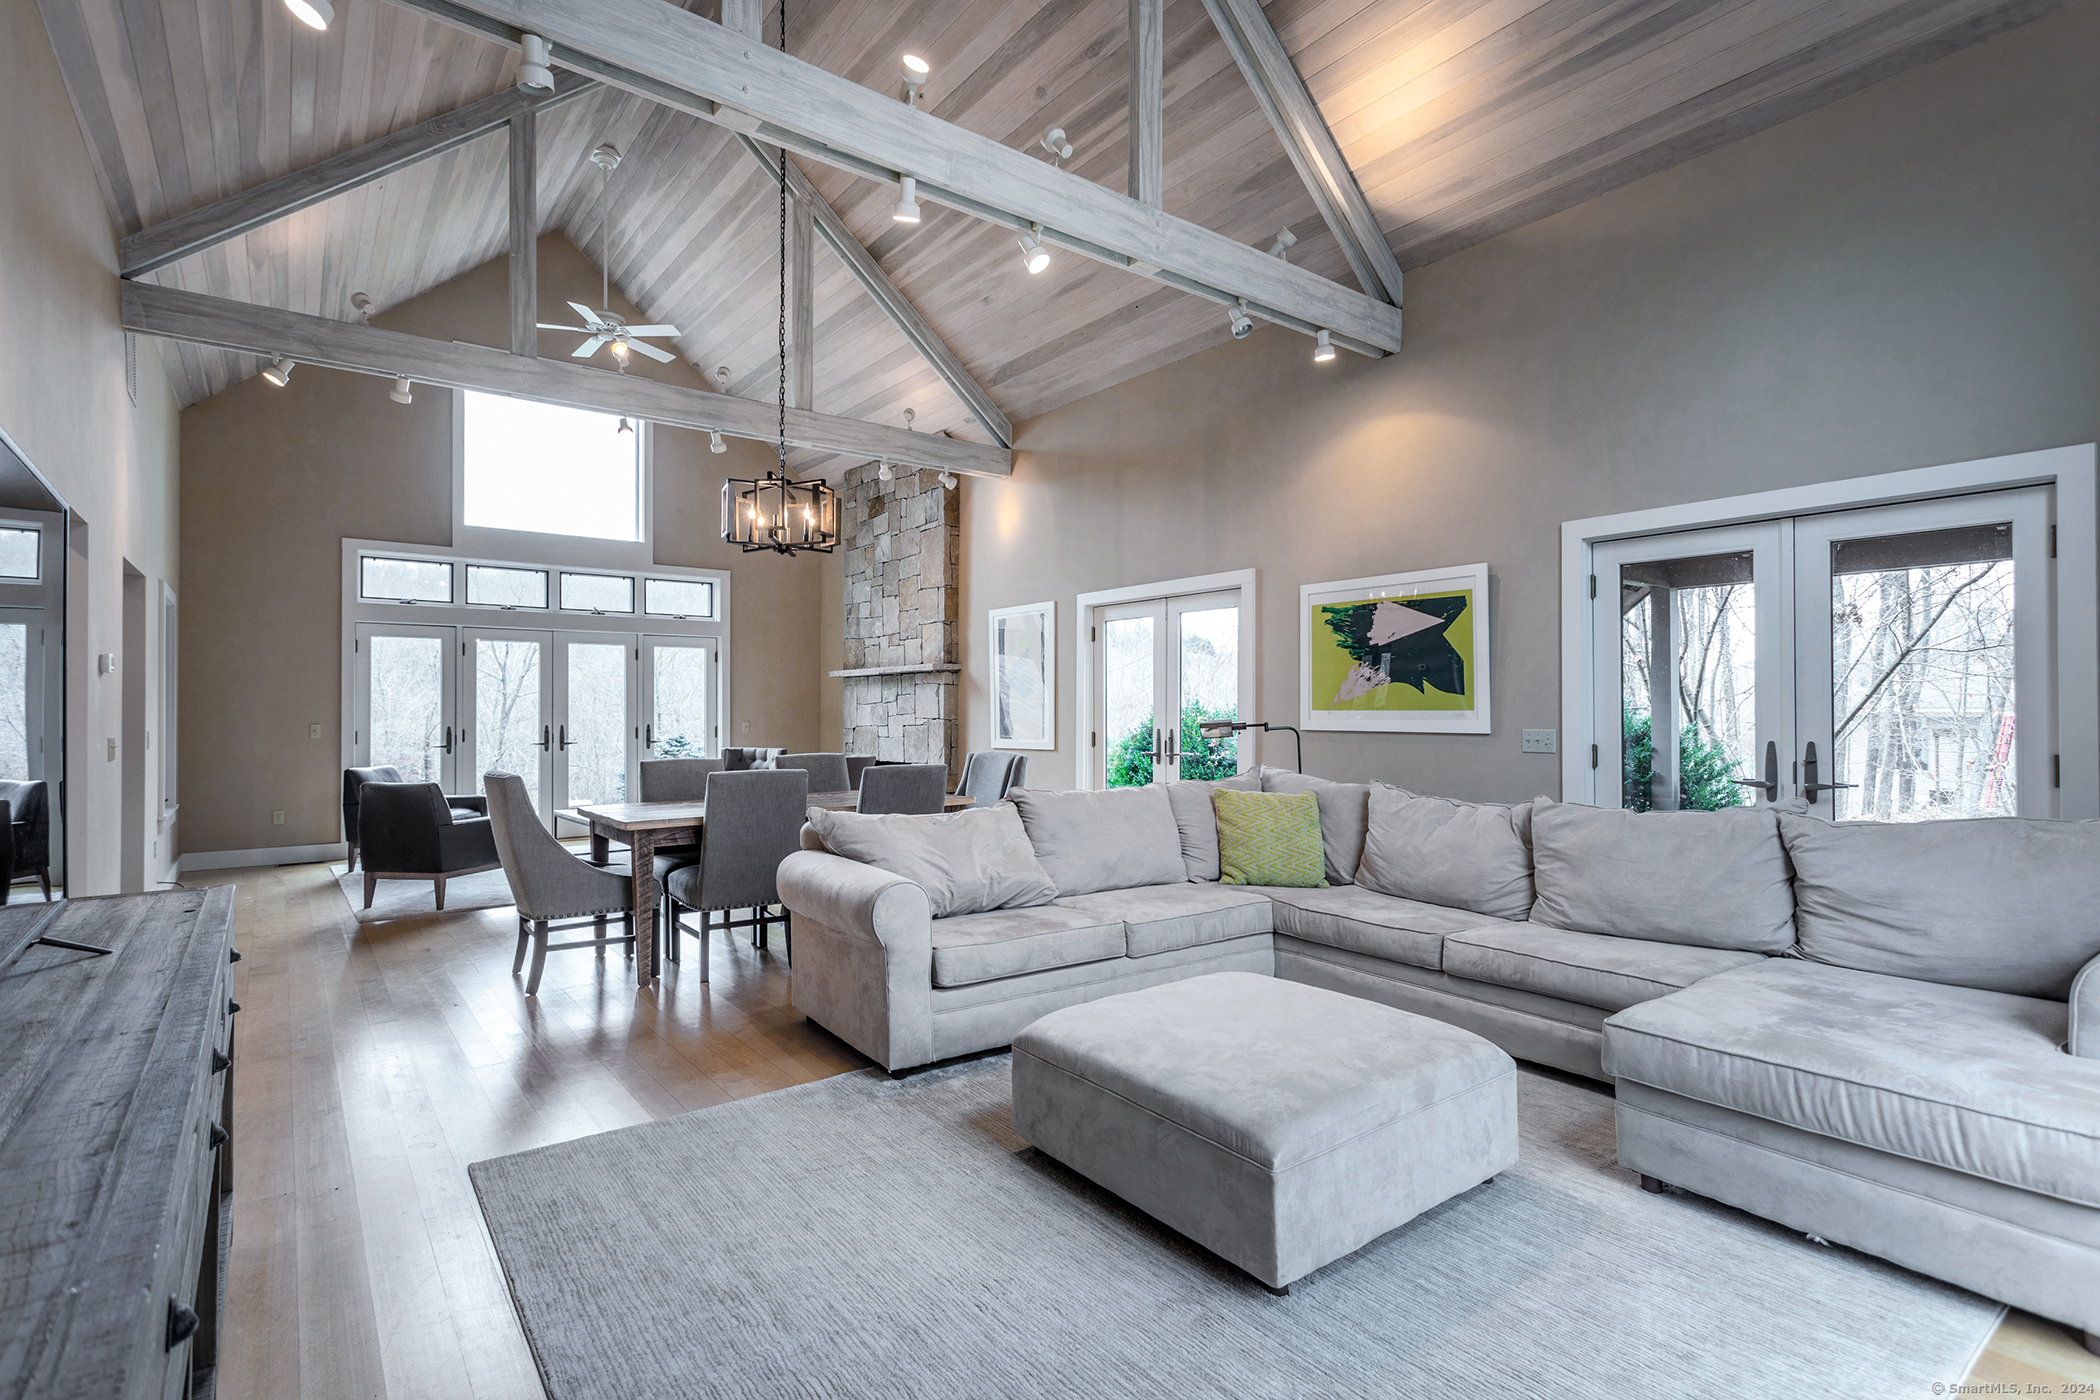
[[1197, 720, 1303, 773]]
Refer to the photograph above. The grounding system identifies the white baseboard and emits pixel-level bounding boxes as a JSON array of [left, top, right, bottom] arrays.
[[182, 841, 347, 872]]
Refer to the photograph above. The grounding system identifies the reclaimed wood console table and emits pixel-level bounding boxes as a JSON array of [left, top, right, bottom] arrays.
[[0, 888, 240, 1400]]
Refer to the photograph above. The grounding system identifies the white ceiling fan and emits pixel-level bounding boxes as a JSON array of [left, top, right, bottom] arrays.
[[538, 143, 680, 369]]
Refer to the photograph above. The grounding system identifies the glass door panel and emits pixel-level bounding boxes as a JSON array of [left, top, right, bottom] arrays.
[[556, 634, 634, 808], [353, 623, 456, 790], [0, 608, 44, 780], [1796, 488, 2051, 820], [462, 629, 551, 814], [1170, 594, 1241, 781], [642, 637, 718, 757], [1098, 604, 1162, 787]]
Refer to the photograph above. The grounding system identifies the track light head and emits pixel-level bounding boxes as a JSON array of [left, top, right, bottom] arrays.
[[261, 356, 294, 387], [709, 430, 727, 454], [903, 408, 916, 429], [282, 0, 332, 30], [876, 460, 894, 482], [1018, 224, 1049, 275], [1039, 126, 1074, 161], [618, 416, 634, 435], [893, 175, 921, 224], [516, 34, 554, 93], [1229, 299, 1253, 339], [938, 471, 957, 490], [389, 376, 413, 405], [1267, 228, 1297, 259], [901, 53, 930, 101], [351, 291, 373, 323], [1312, 329, 1336, 363], [589, 143, 622, 174]]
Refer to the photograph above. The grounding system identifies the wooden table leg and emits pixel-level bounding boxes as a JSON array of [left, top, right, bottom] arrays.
[[590, 824, 610, 866], [631, 830, 657, 985]]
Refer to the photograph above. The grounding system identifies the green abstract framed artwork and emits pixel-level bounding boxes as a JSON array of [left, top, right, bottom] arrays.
[[1300, 563, 1491, 733]]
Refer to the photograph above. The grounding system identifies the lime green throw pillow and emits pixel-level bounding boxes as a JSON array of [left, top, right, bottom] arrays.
[[1213, 789, 1328, 888]]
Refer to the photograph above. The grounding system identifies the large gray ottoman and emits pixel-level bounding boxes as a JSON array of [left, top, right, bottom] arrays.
[[1011, 970, 1518, 1292]]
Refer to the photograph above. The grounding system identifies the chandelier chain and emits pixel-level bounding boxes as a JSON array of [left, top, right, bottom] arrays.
[[776, 0, 788, 474]]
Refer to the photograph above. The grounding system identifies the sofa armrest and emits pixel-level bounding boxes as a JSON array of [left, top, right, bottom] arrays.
[[777, 850, 933, 1071], [2072, 953, 2100, 1058]]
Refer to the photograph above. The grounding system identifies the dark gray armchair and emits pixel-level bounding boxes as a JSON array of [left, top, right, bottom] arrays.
[[356, 781, 500, 910], [343, 765, 483, 872], [0, 779, 52, 901], [720, 747, 785, 770], [485, 771, 638, 995], [665, 768, 808, 981], [858, 763, 948, 815], [957, 752, 1028, 807], [775, 752, 850, 793]]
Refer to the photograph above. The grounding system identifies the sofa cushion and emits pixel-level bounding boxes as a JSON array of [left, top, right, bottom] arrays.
[[928, 904, 1127, 987], [1054, 882, 1275, 958], [1262, 771, 1377, 885], [1163, 772, 1263, 882], [1213, 789, 1327, 888], [1778, 812, 2100, 999], [1443, 924, 1765, 1013], [1603, 959, 2100, 1207], [1259, 884, 1510, 972], [806, 804, 1057, 919], [1528, 798, 1793, 952], [1009, 786, 1186, 897], [1356, 789, 1535, 921]]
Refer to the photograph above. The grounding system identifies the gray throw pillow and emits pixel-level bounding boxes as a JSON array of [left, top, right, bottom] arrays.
[[1357, 789, 1535, 920], [806, 804, 1057, 919], [1164, 772, 1263, 881], [1529, 798, 1794, 952], [1008, 786, 1186, 896], [1261, 771, 1375, 886], [1779, 812, 2100, 999]]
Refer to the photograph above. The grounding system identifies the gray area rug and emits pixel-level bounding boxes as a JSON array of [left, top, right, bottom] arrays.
[[331, 865, 519, 922], [470, 1059, 2002, 1400]]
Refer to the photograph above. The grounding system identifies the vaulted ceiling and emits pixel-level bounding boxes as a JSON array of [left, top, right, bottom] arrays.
[[39, 0, 2063, 465]]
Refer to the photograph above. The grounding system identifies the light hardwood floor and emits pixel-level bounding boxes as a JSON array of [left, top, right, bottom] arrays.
[[201, 861, 2099, 1399]]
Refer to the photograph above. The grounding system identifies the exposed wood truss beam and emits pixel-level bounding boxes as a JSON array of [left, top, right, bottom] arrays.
[[788, 173, 813, 411], [1128, 0, 1163, 208], [1198, 0, 1404, 307], [118, 70, 599, 279], [738, 137, 1014, 448], [508, 113, 537, 357], [381, 0, 1403, 356], [121, 282, 1012, 477]]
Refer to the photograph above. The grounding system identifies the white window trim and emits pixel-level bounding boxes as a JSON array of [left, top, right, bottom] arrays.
[[451, 389, 655, 568], [339, 538, 731, 781], [160, 582, 177, 820], [1072, 568, 1259, 791], [1559, 444, 2099, 817]]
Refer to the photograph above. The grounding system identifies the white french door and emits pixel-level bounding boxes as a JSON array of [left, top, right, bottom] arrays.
[[1591, 486, 2054, 819], [639, 636, 719, 758], [352, 623, 458, 791], [556, 632, 635, 809], [1094, 588, 1246, 787], [0, 607, 48, 781], [460, 628, 553, 815]]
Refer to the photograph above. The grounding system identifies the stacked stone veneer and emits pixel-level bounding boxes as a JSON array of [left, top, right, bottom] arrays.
[[838, 462, 961, 778]]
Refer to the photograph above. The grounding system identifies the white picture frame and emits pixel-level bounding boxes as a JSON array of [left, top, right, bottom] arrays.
[[989, 600, 1056, 749], [1301, 563, 1491, 734]]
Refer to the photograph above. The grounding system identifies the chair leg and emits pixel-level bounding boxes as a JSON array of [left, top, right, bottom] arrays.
[[665, 896, 680, 965], [433, 875, 447, 911], [525, 920, 551, 996], [511, 917, 530, 976], [699, 907, 710, 984], [363, 871, 378, 909], [347, 841, 357, 874], [36, 867, 47, 902], [594, 912, 607, 958]]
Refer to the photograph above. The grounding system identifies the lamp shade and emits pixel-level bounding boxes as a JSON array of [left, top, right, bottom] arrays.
[[722, 471, 837, 555]]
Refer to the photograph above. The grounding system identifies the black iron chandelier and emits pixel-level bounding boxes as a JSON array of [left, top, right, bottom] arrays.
[[721, 0, 836, 556]]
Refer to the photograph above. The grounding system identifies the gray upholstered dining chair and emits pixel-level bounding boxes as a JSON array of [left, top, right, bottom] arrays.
[[720, 747, 785, 770], [844, 755, 883, 791], [956, 751, 1028, 807], [484, 771, 639, 995], [775, 752, 850, 793], [663, 767, 808, 981], [857, 763, 949, 815], [636, 755, 722, 894]]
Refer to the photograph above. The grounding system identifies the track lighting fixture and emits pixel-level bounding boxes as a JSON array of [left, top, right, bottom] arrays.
[[610, 340, 631, 369], [351, 291, 373, 323], [716, 366, 731, 389], [389, 376, 413, 405], [282, 0, 332, 30], [1229, 299, 1253, 339], [900, 54, 930, 102], [261, 356, 294, 387], [1312, 329, 1335, 363], [876, 460, 894, 482], [618, 416, 634, 435], [1017, 223, 1049, 275], [938, 471, 957, 490], [1268, 228, 1297, 260], [709, 430, 727, 454], [516, 34, 554, 92], [893, 176, 921, 224], [1039, 126, 1073, 166]]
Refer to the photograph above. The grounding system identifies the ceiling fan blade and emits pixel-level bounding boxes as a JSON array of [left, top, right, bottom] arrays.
[[568, 301, 606, 327], [536, 323, 592, 332], [627, 339, 677, 363], [571, 337, 607, 358], [622, 325, 680, 337]]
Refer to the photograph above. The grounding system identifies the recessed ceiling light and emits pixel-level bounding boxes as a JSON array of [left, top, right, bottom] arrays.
[[282, 0, 332, 30]]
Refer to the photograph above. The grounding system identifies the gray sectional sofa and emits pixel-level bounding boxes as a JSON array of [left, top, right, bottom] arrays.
[[775, 770, 2100, 1347]]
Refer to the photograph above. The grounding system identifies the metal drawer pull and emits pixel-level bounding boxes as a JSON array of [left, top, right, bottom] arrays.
[[166, 1298, 199, 1350], [208, 1122, 229, 1149], [211, 1050, 230, 1074]]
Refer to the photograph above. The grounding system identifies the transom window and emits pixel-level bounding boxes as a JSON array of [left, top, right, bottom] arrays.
[[461, 392, 641, 543]]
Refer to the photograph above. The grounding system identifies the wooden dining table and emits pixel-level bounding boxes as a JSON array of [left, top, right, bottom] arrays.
[[575, 790, 976, 984]]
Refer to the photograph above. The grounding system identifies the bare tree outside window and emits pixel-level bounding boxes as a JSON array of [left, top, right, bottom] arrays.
[[368, 635, 444, 780], [476, 639, 543, 804], [0, 624, 27, 777]]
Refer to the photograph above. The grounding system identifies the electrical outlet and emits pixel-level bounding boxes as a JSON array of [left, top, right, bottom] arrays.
[[1522, 729, 1558, 754], [310, 723, 322, 739], [272, 810, 285, 825]]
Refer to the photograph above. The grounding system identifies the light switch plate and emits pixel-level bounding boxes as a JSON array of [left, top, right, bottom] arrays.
[[1522, 729, 1557, 754], [310, 723, 322, 739]]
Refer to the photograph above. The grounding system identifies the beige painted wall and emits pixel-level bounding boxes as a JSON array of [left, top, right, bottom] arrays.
[[3, 0, 181, 891], [959, 3, 2100, 803], [180, 232, 826, 856]]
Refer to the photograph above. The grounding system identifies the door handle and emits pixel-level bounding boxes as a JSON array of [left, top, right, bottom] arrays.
[[432, 725, 453, 754], [536, 725, 551, 752], [558, 724, 574, 751], [645, 723, 654, 748], [1733, 740, 1780, 798], [1800, 740, 1857, 804]]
